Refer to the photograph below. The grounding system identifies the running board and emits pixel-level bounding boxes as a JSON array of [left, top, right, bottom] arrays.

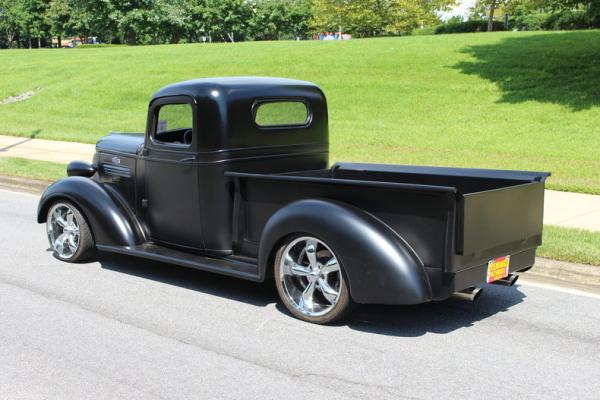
[[96, 243, 261, 281]]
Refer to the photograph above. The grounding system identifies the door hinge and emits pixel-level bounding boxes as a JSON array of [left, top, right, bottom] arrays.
[[141, 199, 149, 208]]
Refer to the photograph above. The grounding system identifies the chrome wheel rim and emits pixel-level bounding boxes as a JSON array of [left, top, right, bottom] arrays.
[[279, 236, 342, 317], [47, 203, 80, 259]]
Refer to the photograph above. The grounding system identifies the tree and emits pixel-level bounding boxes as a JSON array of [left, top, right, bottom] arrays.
[[18, 0, 49, 48], [311, 0, 453, 37], [69, 0, 94, 43], [45, 0, 72, 47], [310, 0, 351, 36], [471, 0, 511, 30], [287, 0, 312, 38], [191, 0, 252, 43], [551, 0, 600, 19], [0, 0, 24, 48], [156, 0, 190, 44], [488, 0, 497, 30], [215, 0, 253, 42], [252, 0, 290, 40], [111, 0, 158, 45], [251, 0, 311, 40], [386, 0, 452, 33]]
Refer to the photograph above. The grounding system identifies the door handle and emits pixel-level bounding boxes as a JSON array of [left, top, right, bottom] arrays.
[[178, 157, 196, 164]]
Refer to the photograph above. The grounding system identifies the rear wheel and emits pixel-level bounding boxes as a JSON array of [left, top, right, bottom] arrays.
[[274, 235, 352, 324], [46, 201, 95, 262]]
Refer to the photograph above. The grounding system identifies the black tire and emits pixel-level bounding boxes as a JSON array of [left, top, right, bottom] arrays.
[[273, 234, 353, 324], [46, 200, 96, 263]]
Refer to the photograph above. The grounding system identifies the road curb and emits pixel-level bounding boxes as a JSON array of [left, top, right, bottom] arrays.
[[0, 175, 50, 195], [528, 257, 600, 288]]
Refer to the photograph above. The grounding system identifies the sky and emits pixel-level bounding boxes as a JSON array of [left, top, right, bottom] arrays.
[[439, 0, 477, 21]]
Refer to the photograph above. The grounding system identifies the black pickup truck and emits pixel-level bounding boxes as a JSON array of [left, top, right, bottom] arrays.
[[38, 77, 549, 324]]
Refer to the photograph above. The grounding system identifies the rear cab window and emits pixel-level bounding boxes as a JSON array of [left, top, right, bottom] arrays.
[[254, 100, 310, 128]]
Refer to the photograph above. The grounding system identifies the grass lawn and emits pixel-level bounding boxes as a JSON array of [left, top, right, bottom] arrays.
[[0, 157, 66, 181], [538, 225, 600, 266], [0, 31, 599, 193]]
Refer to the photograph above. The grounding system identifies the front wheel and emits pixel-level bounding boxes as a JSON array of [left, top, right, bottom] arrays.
[[274, 235, 353, 324], [46, 201, 95, 263]]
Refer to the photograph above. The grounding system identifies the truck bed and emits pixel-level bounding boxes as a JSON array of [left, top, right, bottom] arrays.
[[287, 162, 548, 194], [226, 162, 549, 298]]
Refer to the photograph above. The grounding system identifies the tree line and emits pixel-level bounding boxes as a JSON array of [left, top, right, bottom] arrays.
[[470, 0, 600, 31], [0, 0, 455, 48]]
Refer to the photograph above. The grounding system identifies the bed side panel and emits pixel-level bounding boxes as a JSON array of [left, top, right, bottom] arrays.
[[235, 177, 451, 272]]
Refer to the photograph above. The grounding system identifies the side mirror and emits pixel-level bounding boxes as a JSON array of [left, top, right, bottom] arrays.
[[67, 160, 96, 178]]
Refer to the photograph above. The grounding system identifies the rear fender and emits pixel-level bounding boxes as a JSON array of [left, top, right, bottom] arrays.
[[37, 177, 144, 247], [258, 199, 432, 305]]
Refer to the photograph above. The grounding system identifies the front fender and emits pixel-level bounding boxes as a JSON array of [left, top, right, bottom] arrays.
[[258, 199, 432, 305], [37, 177, 143, 247]]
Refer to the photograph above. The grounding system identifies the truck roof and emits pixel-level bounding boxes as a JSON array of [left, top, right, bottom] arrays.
[[151, 77, 321, 101]]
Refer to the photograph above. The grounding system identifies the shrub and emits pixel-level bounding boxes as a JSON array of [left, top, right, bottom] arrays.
[[434, 20, 505, 34], [509, 6, 548, 31], [543, 10, 593, 30], [412, 27, 436, 36], [76, 44, 128, 49]]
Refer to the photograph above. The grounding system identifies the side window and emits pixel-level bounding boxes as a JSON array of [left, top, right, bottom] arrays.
[[254, 101, 310, 127], [153, 103, 193, 146]]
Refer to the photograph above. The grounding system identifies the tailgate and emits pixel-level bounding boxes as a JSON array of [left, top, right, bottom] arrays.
[[454, 181, 545, 271]]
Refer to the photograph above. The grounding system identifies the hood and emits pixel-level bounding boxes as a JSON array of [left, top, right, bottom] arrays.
[[96, 132, 144, 155]]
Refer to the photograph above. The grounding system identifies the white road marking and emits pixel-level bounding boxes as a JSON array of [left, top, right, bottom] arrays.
[[0, 188, 40, 197], [518, 279, 600, 300]]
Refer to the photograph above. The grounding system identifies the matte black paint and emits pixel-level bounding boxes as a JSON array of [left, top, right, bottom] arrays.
[[66, 161, 96, 178], [37, 77, 549, 305], [258, 199, 432, 304], [37, 177, 144, 247]]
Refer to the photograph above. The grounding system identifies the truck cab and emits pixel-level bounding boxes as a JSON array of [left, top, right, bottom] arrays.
[[94, 77, 328, 254], [38, 77, 549, 324]]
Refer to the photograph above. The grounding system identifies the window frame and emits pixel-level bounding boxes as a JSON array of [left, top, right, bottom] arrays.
[[251, 98, 312, 130], [149, 96, 196, 150]]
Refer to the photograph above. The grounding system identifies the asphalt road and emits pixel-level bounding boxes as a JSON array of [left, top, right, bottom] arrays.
[[1, 189, 599, 400]]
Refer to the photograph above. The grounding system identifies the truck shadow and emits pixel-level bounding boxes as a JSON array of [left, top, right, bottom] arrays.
[[98, 252, 526, 336], [453, 31, 600, 111], [347, 284, 526, 337], [97, 252, 279, 307]]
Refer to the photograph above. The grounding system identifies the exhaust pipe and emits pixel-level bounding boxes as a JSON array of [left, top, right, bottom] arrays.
[[452, 287, 483, 302], [491, 273, 519, 287]]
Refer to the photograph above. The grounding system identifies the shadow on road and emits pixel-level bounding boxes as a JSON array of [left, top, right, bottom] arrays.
[[453, 31, 600, 111], [347, 284, 526, 337], [98, 252, 526, 336], [98, 252, 279, 307]]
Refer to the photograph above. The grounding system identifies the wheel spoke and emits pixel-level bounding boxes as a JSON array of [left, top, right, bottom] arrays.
[[318, 277, 339, 304], [300, 279, 317, 310], [54, 210, 67, 227], [283, 254, 311, 277], [54, 233, 68, 254], [68, 234, 78, 251], [304, 239, 318, 268], [321, 257, 339, 274], [66, 212, 74, 226]]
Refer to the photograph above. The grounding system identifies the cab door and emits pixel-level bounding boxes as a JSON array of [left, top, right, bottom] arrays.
[[143, 96, 204, 250]]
